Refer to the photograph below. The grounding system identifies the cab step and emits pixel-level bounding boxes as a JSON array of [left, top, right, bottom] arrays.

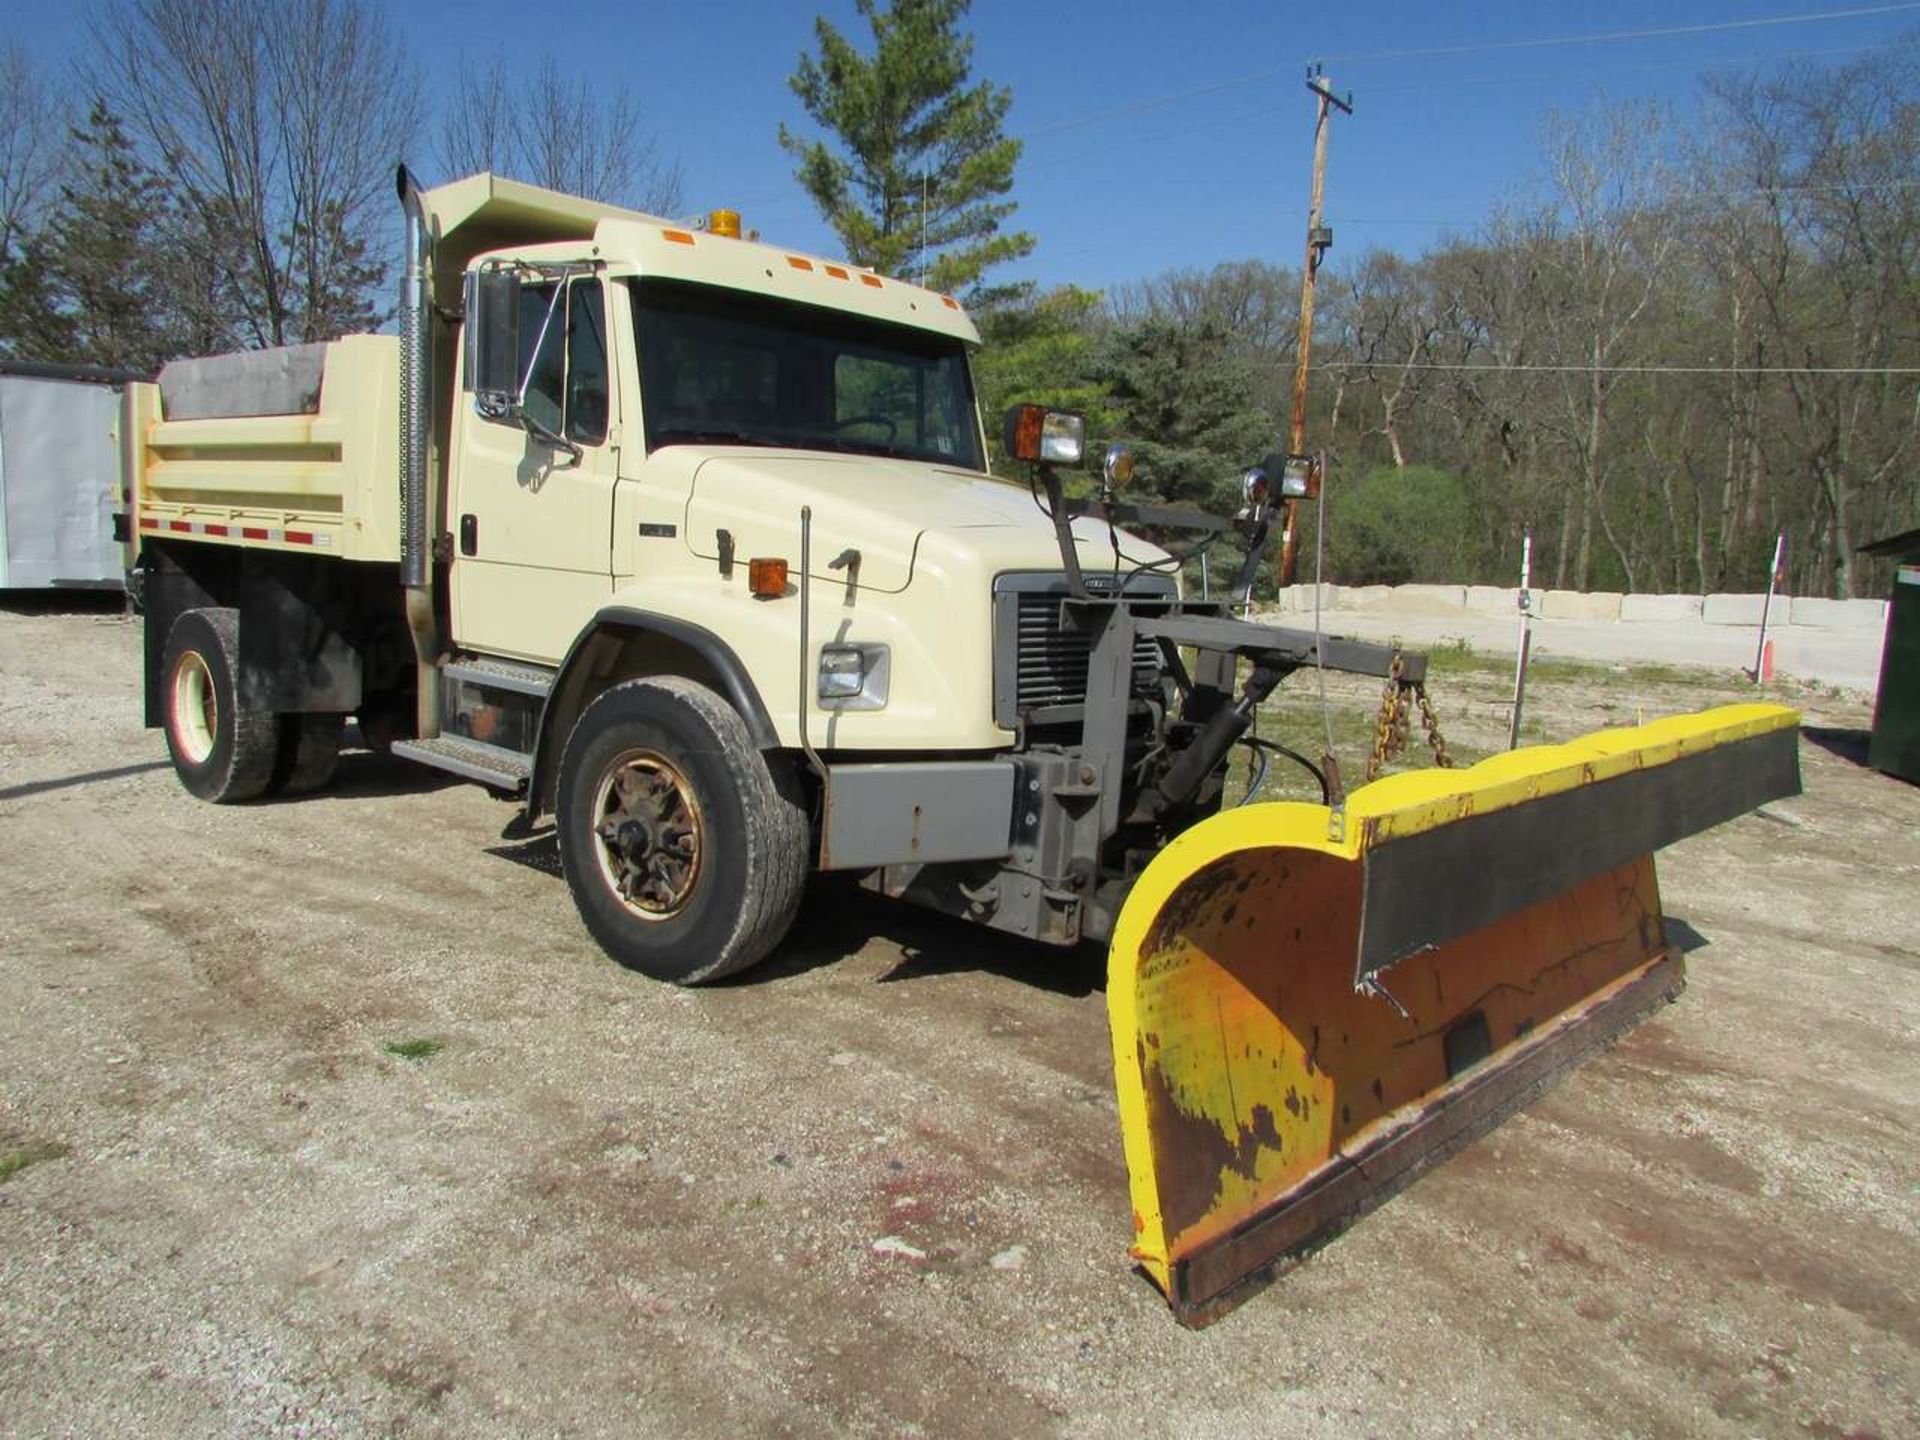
[[391, 734, 531, 792], [442, 656, 554, 698]]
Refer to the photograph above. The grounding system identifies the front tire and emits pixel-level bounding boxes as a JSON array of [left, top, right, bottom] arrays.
[[161, 608, 280, 802], [556, 677, 809, 984]]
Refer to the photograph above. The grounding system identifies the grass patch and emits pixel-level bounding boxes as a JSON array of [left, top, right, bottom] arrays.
[[0, 1138, 71, 1184], [384, 1037, 445, 1063]]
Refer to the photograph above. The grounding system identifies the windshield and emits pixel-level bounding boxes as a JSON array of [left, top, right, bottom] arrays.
[[632, 278, 984, 470]]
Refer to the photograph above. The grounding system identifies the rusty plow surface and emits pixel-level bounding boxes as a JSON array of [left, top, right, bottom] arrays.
[[1105, 703, 1801, 1325]]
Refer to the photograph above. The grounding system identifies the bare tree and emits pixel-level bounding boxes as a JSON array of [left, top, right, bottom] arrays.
[[1530, 103, 1679, 590], [1697, 51, 1920, 596], [95, 0, 421, 349], [435, 56, 684, 214], [0, 42, 68, 256]]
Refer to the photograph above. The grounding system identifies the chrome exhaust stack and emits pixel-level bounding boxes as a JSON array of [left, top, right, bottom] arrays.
[[397, 164, 442, 738]]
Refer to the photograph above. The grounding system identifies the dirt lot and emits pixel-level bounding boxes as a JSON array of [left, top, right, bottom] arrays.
[[2, 602, 1915, 1439]]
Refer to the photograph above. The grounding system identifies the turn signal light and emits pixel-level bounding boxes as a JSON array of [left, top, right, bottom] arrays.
[[748, 557, 789, 598]]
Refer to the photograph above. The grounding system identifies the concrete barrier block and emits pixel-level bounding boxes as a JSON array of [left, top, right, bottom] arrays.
[[1541, 589, 1623, 620], [1703, 592, 1768, 625], [1342, 585, 1393, 611], [1788, 596, 1887, 629], [1387, 584, 1467, 614], [1466, 585, 1520, 616], [1620, 593, 1704, 622], [1270, 583, 1336, 613]]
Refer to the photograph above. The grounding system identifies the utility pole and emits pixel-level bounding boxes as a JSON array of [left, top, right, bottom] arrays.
[[1280, 64, 1352, 588]]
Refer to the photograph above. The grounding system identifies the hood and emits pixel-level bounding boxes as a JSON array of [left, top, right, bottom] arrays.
[[683, 450, 1156, 592]]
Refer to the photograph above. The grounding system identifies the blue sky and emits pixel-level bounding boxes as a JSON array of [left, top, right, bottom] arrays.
[[24, 2, 1920, 292]]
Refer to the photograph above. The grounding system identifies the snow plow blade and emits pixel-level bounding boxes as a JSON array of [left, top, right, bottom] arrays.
[[1108, 703, 1800, 1325]]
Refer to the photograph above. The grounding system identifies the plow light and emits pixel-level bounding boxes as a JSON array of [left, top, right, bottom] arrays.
[[1003, 404, 1084, 466], [1279, 453, 1320, 499]]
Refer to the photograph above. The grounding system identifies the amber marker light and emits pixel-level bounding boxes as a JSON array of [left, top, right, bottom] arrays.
[[748, 557, 789, 598]]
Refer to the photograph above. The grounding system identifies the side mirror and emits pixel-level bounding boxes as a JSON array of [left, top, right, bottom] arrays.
[[472, 267, 523, 413]]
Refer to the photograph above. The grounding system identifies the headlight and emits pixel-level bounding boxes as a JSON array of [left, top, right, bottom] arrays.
[[817, 643, 890, 710]]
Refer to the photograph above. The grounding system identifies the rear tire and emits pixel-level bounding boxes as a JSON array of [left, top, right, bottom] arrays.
[[161, 608, 279, 803], [556, 676, 809, 984], [270, 713, 344, 795]]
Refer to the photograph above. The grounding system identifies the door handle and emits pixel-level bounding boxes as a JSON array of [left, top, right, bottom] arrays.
[[460, 513, 478, 556]]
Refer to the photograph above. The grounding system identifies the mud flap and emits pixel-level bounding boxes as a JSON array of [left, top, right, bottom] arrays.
[[1107, 703, 1800, 1326]]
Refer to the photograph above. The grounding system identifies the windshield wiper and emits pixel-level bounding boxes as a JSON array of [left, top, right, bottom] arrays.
[[652, 427, 782, 448]]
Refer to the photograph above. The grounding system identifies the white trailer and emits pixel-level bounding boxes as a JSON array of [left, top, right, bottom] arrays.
[[0, 360, 144, 592]]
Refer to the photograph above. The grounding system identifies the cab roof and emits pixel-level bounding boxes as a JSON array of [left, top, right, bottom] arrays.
[[418, 171, 978, 345]]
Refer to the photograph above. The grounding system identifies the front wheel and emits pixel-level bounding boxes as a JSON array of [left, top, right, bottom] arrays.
[[556, 677, 809, 984]]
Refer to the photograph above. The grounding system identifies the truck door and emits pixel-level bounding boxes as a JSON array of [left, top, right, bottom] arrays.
[[451, 275, 617, 662]]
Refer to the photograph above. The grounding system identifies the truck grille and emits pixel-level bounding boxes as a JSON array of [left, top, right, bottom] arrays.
[[993, 572, 1174, 727]]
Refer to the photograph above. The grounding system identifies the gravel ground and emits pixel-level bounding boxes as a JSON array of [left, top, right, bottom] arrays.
[[1, 602, 1915, 1439]]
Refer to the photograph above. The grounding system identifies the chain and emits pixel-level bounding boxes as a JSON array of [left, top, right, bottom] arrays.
[[1367, 651, 1408, 781], [1414, 681, 1454, 769], [1366, 651, 1454, 779]]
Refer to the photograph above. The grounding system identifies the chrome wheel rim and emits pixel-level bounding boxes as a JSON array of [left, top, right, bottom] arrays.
[[590, 750, 704, 921], [170, 652, 217, 765]]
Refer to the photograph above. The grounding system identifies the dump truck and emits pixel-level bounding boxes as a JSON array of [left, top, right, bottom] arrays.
[[127, 169, 1802, 1324]]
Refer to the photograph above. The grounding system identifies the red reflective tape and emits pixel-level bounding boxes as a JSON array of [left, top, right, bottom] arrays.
[[169, 520, 193, 533], [284, 531, 314, 546], [138, 517, 158, 530], [204, 523, 229, 537], [241, 527, 270, 540]]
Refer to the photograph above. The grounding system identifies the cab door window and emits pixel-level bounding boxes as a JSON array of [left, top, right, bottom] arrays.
[[516, 278, 609, 446]]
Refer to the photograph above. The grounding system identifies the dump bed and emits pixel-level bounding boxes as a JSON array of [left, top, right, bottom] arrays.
[[130, 334, 400, 562]]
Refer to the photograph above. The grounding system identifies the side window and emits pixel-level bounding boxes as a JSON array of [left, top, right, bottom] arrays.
[[518, 283, 564, 433], [564, 280, 608, 445], [510, 278, 609, 446]]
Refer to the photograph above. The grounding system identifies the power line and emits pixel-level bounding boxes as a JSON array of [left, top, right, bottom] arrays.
[[1327, 176, 1920, 229], [1013, 6, 1920, 144], [1326, 4, 1920, 64], [1320, 360, 1920, 375]]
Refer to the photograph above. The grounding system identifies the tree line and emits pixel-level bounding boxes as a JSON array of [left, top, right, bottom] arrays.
[[971, 47, 1918, 600], [2, 1, 1912, 598], [0, 0, 680, 374]]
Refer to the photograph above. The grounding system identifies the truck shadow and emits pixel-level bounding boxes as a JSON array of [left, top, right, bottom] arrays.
[[279, 737, 463, 803], [477, 837, 1105, 998], [757, 878, 1107, 998]]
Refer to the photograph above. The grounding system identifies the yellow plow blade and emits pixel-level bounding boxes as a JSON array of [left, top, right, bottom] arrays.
[[1108, 703, 1800, 1325]]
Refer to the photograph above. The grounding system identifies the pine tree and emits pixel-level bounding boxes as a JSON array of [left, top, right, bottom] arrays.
[[41, 101, 175, 372], [779, 0, 1034, 300]]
